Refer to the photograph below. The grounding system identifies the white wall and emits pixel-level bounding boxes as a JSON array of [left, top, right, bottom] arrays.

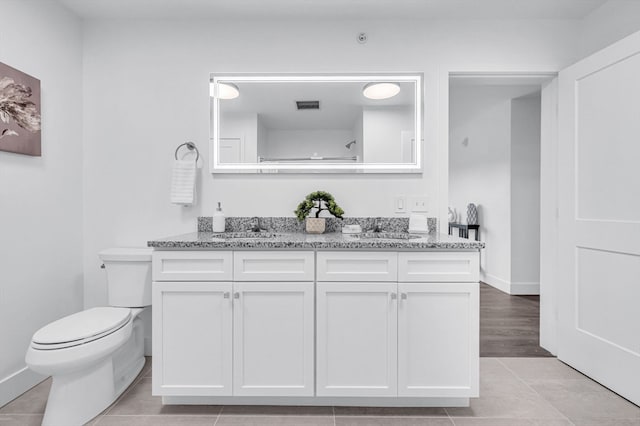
[[352, 111, 364, 161], [450, 86, 515, 288], [580, 0, 640, 58], [0, 0, 83, 405], [81, 17, 581, 308], [266, 129, 354, 160], [362, 107, 413, 163], [220, 112, 258, 162], [257, 117, 267, 160], [511, 94, 541, 292], [540, 78, 559, 355], [449, 84, 540, 293]]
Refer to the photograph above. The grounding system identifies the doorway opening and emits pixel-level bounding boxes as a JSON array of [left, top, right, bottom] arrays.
[[448, 73, 553, 357]]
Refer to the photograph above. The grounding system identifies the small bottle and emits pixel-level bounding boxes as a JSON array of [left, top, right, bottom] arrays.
[[212, 202, 225, 233]]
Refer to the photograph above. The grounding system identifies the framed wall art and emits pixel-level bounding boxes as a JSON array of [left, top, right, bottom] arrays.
[[0, 62, 41, 156]]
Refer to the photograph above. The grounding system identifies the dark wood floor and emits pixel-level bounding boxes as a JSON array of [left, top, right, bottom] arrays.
[[480, 282, 553, 357]]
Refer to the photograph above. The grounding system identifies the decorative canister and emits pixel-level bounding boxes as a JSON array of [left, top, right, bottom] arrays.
[[305, 217, 326, 234], [467, 203, 478, 225]]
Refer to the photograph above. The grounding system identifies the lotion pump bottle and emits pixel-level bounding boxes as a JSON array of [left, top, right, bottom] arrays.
[[212, 202, 225, 233]]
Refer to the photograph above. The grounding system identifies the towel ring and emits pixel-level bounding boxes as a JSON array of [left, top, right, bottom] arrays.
[[174, 141, 200, 162]]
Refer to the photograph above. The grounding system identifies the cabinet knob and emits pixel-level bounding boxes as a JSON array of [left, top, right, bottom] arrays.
[[401, 293, 408, 300], [223, 292, 230, 299], [390, 293, 397, 300], [234, 292, 240, 299]]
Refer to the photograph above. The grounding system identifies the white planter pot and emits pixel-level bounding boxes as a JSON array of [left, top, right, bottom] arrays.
[[305, 218, 326, 234]]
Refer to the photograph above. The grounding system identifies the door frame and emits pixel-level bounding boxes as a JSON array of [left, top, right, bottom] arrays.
[[440, 69, 559, 355]]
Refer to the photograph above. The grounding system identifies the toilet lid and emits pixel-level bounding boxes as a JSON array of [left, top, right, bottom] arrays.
[[32, 307, 131, 349]]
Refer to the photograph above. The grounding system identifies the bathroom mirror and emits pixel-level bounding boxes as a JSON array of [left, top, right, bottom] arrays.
[[209, 73, 423, 173]]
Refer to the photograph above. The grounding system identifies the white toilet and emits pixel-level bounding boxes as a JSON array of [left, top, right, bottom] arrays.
[[25, 248, 152, 426]]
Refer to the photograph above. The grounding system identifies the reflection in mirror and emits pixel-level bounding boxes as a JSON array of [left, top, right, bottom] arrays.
[[210, 74, 422, 173]]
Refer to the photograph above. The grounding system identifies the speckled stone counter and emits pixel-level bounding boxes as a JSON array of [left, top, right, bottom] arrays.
[[147, 231, 484, 250], [197, 216, 437, 234]]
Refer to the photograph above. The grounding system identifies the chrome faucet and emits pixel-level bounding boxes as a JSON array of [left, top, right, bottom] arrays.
[[249, 217, 265, 232], [371, 219, 383, 233]]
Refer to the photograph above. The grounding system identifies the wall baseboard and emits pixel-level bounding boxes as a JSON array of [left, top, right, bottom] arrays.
[[510, 281, 540, 295], [482, 273, 511, 294], [0, 367, 47, 408], [482, 273, 540, 295]]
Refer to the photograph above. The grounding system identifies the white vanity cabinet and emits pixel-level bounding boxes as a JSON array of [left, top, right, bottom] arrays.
[[316, 252, 399, 396], [152, 250, 314, 398], [152, 251, 233, 396], [152, 247, 479, 405], [397, 252, 479, 397], [231, 251, 315, 396], [316, 251, 479, 399]]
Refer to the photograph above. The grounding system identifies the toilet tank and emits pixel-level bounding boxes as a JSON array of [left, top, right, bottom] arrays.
[[99, 248, 153, 307]]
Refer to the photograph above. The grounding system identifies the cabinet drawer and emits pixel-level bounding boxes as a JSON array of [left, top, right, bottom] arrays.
[[153, 251, 232, 281], [317, 251, 398, 282], [398, 252, 479, 282], [233, 251, 314, 281]]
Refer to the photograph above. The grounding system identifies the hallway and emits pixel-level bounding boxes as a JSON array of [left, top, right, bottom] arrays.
[[480, 283, 552, 357]]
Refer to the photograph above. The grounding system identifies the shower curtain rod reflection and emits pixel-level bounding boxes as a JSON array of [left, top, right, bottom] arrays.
[[258, 155, 359, 162]]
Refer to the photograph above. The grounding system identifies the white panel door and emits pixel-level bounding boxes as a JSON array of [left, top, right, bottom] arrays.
[[219, 137, 243, 163], [316, 282, 398, 397], [152, 282, 232, 396], [558, 30, 640, 405], [233, 282, 314, 396], [397, 282, 478, 397]]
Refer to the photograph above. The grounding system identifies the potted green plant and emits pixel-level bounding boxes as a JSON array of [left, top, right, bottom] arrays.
[[294, 190, 345, 234]]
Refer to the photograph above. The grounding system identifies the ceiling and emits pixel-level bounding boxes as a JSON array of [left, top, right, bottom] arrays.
[[219, 80, 416, 130], [58, 0, 608, 20]]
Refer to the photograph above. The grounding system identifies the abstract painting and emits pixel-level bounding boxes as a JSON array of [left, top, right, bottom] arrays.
[[0, 62, 41, 156]]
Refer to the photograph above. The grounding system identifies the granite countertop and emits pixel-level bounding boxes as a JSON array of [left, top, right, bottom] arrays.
[[147, 231, 485, 250]]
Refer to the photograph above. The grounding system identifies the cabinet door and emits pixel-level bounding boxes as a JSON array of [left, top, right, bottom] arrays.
[[397, 282, 479, 397], [316, 282, 398, 397], [233, 282, 314, 396], [152, 281, 232, 396]]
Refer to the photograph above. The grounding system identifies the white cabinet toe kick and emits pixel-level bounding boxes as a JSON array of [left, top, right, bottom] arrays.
[[152, 250, 479, 407]]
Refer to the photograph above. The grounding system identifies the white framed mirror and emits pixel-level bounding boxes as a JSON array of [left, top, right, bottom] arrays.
[[210, 73, 423, 174]]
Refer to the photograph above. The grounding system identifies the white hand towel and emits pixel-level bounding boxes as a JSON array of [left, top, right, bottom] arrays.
[[170, 160, 196, 205]]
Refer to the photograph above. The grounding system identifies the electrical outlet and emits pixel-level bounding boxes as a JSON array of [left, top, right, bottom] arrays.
[[394, 196, 407, 214], [411, 196, 428, 212]]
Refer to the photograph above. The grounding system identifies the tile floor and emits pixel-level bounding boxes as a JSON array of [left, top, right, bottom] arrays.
[[1, 357, 638, 426]]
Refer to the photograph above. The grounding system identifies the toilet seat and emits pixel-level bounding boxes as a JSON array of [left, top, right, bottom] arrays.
[[31, 307, 131, 351]]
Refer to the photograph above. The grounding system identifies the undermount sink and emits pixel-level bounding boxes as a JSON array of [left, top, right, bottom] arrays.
[[348, 232, 423, 240]]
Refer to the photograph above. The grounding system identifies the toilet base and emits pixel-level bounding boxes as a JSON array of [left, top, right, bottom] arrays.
[[42, 357, 144, 426], [40, 315, 145, 426]]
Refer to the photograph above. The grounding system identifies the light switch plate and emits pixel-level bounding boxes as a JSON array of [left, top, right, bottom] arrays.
[[394, 196, 407, 213]]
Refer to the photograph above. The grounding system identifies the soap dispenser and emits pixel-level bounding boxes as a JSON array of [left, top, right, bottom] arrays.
[[212, 202, 226, 233]]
